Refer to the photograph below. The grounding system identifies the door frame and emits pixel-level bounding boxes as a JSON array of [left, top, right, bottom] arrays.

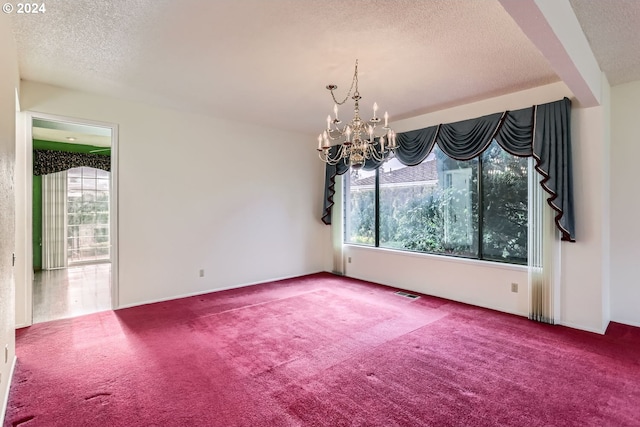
[[19, 111, 119, 326]]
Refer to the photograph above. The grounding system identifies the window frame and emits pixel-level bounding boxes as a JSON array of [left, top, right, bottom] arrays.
[[344, 144, 528, 266]]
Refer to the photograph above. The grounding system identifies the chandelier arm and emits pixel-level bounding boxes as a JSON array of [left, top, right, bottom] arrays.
[[370, 147, 386, 162], [319, 144, 350, 165], [319, 151, 340, 165]]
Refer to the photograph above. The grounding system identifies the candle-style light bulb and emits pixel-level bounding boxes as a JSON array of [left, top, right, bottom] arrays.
[[380, 135, 385, 151], [368, 125, 374, 142], [327, 115, 331, 130], [345, 126, 352, 142], [373, 102, 378, 118], [323, 130, 330, 148], [384, 111, 389, 127], [333, 104, 339, 120], [318, 134, 323, 150]]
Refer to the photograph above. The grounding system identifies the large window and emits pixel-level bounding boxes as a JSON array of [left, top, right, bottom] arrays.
[[345, 140, 528, 264], [67, 167, 110, 264]]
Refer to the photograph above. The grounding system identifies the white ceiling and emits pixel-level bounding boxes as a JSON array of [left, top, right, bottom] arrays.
[[9, 0, 640, 136], [31, 119, 111, 147]]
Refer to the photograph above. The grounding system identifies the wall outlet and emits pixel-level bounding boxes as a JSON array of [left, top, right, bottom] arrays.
[[348, 257, 352, 263], [199, 269, 205, 278], [511, 283, 519, 293]]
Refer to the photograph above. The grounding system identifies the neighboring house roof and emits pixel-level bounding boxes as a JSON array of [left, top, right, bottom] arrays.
[[353, 159, 438, 187]]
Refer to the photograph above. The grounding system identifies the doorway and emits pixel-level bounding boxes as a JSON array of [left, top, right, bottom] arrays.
[[27, 114, 119, 324]]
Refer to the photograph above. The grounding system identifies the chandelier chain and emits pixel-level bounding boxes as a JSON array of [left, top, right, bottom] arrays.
[[329, 60, 359, 106]]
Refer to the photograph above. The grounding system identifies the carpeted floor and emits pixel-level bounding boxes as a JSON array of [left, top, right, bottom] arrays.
[[4, 273, 640, 426]]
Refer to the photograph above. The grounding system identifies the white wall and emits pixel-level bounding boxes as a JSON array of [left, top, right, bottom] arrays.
[[610, 80, 640, 327], [16, 81, 329, 322], [346, 246, 529, 316], [343, 81, 612, 332], [0, 13, 19, 421], [562, 74, 610, 333]]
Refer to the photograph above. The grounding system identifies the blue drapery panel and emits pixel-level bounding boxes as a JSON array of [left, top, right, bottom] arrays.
[[321, 146, 350, 225], [322, 97, 575, 241], [533, 98, 574, 241]]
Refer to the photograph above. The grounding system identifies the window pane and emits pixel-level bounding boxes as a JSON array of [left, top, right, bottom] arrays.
[[481, 141, 528, 264], [82, 177, 97, 190], [82, 192, 96, 203], [96, 247, 110, 257], [97, 179, 109, 191], [96, 169, 110, 179], [378, 156, 438, 250], [67, 166, 110, 264], [68, 214, 81, 225], [81, 167, 97, 178], [96, 212, 109, 224], [67, 167, 82, 178], [345, 168, 376, 245], [93, 226, 109, 243], [81, 213, 96, 224], [68, 176, 82, 190], [379, 149, 478, 257], [96, 191, 109, 203]]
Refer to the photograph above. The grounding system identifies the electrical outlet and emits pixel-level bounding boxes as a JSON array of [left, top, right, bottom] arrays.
[[511, 283, 518, 293], [348, 257, 352, 263], [199, 269, 205, 278]]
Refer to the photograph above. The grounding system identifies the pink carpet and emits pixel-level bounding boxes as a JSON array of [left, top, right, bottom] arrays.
[[4, 273, 640, 426]]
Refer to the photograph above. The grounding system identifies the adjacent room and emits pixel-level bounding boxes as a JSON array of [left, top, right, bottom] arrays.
[[1, 1, 639, 426], [30, 118, 114, 323]]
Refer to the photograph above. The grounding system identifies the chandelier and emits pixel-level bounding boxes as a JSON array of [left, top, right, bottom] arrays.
[[317, 60, 397, 169]]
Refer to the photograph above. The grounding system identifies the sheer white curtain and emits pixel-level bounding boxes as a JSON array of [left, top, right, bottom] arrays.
[[42, 171, 68, 270], [528, 160, 561, 324]]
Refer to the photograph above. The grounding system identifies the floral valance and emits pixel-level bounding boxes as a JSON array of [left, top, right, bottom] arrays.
[[323, 97, 575, 242], [33, 149, 111, 176]]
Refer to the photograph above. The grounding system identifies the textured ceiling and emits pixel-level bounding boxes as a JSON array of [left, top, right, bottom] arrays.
[[10, 1, 564, 135], [569, 0, 640, 86]]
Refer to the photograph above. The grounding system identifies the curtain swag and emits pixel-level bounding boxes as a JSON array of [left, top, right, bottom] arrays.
[[33, 149, 111, 176], [322, 97, 575, 242]]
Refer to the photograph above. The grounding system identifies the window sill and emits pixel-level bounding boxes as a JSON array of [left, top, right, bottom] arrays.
[[343, 243, 528, 273]]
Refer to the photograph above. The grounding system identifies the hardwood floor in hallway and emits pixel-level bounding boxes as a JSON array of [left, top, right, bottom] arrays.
[[33, 263, 112, 324]]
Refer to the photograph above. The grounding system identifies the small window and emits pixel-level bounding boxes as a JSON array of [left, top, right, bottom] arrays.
[[67, 167, 110, 264]]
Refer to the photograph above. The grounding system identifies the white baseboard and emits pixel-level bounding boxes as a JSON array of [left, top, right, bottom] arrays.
[[1, 356, 17, 426], [559, 320, 607, 335], [117, 271, 325, 310], [609, 317, 640, 329]]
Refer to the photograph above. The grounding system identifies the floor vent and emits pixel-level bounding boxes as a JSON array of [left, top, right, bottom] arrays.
[[394, 291, 420, 300]]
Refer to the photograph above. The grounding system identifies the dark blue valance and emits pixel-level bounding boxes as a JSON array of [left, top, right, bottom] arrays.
[[322, 97, 575, 242]]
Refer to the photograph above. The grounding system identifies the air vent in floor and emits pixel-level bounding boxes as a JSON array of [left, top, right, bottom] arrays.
[[394, 291, 420, 300]]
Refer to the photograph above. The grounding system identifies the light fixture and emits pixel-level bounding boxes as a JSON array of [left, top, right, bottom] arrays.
[[66, 137, 76, 141], [317, 59, 396, 169]]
